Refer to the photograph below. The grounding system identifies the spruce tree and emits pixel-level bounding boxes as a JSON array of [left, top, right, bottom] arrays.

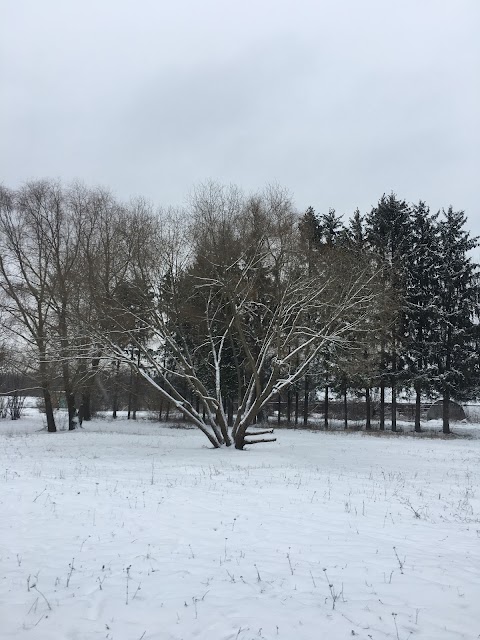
[[298, 206, 322, 424], [432, 207, 479, 433], [320, 208, 344, 247], [318, 208, 345, 427], [330, 208, 366, 427], [366, 193, 411, 430], [299, 206, 322, 258], [404, 202, 441, 431], [346, 208, 364, 249]]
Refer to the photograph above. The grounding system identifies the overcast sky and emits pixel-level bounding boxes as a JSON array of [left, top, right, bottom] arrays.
[[1, 0, 479, 232]]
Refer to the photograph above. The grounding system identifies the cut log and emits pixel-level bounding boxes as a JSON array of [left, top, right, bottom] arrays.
[[245, 429, 274, 436], [244, 437, 277, 445]]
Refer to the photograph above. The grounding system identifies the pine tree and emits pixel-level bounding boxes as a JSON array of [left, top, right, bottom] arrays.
[[299, 206, 322, 257], [329, 208, 365, 428], [317, 208, 345, 427], [432, 207, 479, 434], [366, 193, 411, 430], [320, 208, 344, 247], [298, 206, 322, 423], [404, 202, 440, 431], [345, 208, 364, 250]]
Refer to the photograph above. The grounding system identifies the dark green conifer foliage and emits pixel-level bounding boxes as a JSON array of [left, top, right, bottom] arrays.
[[320, 208, 344, 247], [297, 206, 322, 423], [366, 193, 411, 430], [299, 206, 322, 255], [432, 207, 479, 433], [404, 202, 440, 431], [345, 208, 364, 250], [317, 208, 345, 427]]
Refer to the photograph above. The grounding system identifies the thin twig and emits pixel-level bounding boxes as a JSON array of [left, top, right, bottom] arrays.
[[33, 487, 47, 503], [32, 585, 52, 611]]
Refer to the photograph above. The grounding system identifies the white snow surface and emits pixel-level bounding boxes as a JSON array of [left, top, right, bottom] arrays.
[[1, 412, 480, 639]]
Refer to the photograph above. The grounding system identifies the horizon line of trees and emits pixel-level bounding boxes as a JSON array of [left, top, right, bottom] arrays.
[[298, 196, 479, 433], [0, 179, 478, 447]]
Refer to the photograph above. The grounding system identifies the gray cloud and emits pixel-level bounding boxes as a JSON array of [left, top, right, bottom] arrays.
[[1, 0, 479, 233]]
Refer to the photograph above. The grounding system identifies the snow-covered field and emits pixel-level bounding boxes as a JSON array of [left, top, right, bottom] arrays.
[[1, 412, 479, 639]]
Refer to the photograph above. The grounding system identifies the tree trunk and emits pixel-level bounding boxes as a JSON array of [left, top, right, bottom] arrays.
[[391, 381, 397, 432], [127, 351, 134, 419], [234, 420, 275, 450], [277, 393, 281, 425], [234, 422, 248, 450], [39, 349, 56, 432], [442, 392, 450, 434], [77, 353, 98, 422], [43, 386, 56, 432], [414, 384, 421, 432], [294, 390, 299, 426], [11, 390, 19, 420], [324, 384, 329, 429], [391, 335, 397, 431], [379, 381, 385, 430], [365, 387, 371, 430], [132, 351, 141, 420], [343, 386, 348, 430], [67, 391, 76, 431], [112, 360, 120, 418], [286, 388, 291, 425], [132, 381, 138, 419], [57, 309, 75, 430], [303, 374, 309, 426], [379, 335, 386, 430], [82, 392, 92, 422], [62, 372, 76, 430], [78, 403, 84, 428], [227, 397, 234, 427]]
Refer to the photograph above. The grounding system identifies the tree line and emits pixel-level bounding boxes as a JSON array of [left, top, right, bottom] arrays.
[[299, 195, 479, 434], [0, 180, 477, 447]]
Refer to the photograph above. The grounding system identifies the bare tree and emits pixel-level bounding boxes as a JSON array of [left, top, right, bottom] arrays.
[[92, 183, 381, 449], [0, 182, 59, 431], [72, 188, 163, 419], [0, 181, 105, 431], [73, 186, 128, 419]]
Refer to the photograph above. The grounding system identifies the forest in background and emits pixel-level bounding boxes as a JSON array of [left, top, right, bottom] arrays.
[[0, 180, 478, 447]]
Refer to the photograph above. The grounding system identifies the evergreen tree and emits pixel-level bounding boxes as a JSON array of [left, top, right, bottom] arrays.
[[320, 208, 344, 247], [345, 208, 364, 250], [404, 202, 440, 431], [315, 207, 345, 427], [298, 206, 323, 424], [329, 208, 365, 427], [299, 206, 322, 255], [432, 207, 479, 433], [318, 208, 339, 427], [366, 193, 411, 430]]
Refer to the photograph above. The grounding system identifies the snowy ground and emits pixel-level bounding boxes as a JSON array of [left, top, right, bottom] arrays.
[[1, 412, 480, 639]]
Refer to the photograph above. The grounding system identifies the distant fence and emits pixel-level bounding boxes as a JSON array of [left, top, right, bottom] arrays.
[[267, 400, 480, 424]]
